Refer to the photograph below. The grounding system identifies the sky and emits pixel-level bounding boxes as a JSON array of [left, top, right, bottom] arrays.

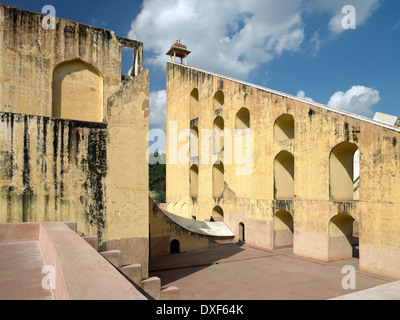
[[3, 0, 400, 139]]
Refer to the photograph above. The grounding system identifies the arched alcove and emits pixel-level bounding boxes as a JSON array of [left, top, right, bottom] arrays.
[[214, 91, 224, 110], [235, 108, 250, 130], [182, 203, 189, 219], [329, 213, 359, 261], [213, 116, 224, 153], [174, 203, 181, 215], [212, 162, 224, 198], [274, 114, 294, 142], [190, 165, 199, 197], [330, 142, 359, 201], [212, 205, 224, 222], [52, 59, 103, 122], [274, 151, 294, 200], [274, 210, 294, 249], [190, 88, 199, 120], [239, 223, 245, 243], [190, 126, 199, 160], [170, 239, 180, 254]]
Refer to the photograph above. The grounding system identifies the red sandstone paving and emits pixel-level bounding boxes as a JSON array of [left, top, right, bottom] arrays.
[[0, 242, 53, 300], [150, 243, 394, 300]]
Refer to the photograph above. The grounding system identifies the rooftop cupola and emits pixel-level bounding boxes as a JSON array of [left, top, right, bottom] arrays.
[[166, 40, 191, 65]]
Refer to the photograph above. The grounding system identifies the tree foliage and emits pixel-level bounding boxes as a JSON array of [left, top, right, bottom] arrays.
[[149, 152, 166, 204]]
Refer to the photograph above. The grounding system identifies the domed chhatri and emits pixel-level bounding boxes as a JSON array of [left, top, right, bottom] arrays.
[[166, 40, 191, 65]]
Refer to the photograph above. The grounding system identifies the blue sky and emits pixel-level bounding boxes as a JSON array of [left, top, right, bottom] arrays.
[[3, 0, 400, 133]]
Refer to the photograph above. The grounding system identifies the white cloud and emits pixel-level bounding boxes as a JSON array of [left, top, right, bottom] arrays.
[[149, 90, 167, 131], [129, 0, 305, 79], [327, 85, 380, 117], [297, 90, 314, 102], [128, 0, 380, 79]]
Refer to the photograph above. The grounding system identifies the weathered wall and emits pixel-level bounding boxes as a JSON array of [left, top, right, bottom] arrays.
[[166, 62, 400, 280], [149, 197, 209, 259], [0, 113, 107, 234], [0, 4, 141, 121], [105, 69, 150, 273], [0, 5, 149, 273]]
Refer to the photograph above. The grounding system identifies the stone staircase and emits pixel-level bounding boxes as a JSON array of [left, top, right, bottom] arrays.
[[81, 235, 180, 300]]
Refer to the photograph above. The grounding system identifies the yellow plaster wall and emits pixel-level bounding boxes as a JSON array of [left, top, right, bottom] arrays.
[[166, 62, 400, 279], [0, 5, 149, 271]]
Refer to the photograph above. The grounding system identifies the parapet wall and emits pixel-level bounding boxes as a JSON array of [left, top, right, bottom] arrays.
[[0, 112, 107, 239], [0, 222, 147, 300]]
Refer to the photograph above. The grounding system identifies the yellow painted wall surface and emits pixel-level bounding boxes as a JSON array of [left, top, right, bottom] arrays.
[[52, 59, 104, 122], [166, 62, 400, 279], [0, 5, 149, 271]]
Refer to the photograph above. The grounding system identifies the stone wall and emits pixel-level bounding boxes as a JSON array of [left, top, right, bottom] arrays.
[[0, 4, 149, 271], [166, 62, 400, 280]]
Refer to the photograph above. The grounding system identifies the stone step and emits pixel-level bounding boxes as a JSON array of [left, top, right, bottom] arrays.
[[121, 264, 143, 288], [160, 286, 180, 300], [82, 235, 99, 251], [142, 277, 161, 300], [100, 250, 122, 269]]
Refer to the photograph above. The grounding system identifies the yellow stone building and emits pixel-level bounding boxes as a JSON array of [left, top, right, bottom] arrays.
[[0, 4, 150, 275], [2, 3, 400, 290], [166, 60, 400, 280]]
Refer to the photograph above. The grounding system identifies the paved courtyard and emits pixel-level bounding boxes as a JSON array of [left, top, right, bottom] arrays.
[[0, 241, 53, 300], [149, 242, 394, 300]]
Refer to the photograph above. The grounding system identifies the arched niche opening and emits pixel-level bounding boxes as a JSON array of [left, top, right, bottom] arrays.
[[274, 210, 294, 249], [330, 142, 359, 201], [214, 90, 224, 110], [170, 239, 180, 254], [274, 114, 294, 142], [190, 126, 199, 160], [329, 213, 359, 261], [52, 59, 103, 122], [212, 205, 224, 222], [174, 203, 181, 215], [212, 162, 224, 198], [190, 165, 199, 198], [213, 116, 224, 153], [235, 108, 250, 130], [190, 88, 199, 120], [274, 151, 294, 200], [182, 203, 190, 219], [238, 223, 245, 243]]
